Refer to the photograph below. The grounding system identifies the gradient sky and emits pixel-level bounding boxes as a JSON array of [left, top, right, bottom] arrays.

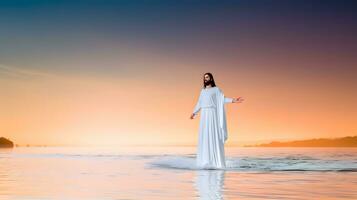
[[1, 0, 356, 146]]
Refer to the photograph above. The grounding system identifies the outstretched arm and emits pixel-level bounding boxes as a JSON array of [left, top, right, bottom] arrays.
[[225, 96, 244, 103], [230, 97, 244, 103], [190, 90, 202, 119], [218, 87, 244, 104], [190, 101, 201, 119], [192, 100, 201, 115]]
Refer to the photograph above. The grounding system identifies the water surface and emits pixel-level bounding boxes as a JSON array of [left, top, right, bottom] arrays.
[[1, 146, 356, 199]]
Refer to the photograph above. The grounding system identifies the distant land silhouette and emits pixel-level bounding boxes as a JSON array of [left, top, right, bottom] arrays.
[[244, 135, 357, 147], [0, 137, 14, 148]]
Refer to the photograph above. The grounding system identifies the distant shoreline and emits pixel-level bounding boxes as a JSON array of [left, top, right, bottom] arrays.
[[244, 135, 357, 147], [0, 137, 14, 148], [4, 135, 357, 148]]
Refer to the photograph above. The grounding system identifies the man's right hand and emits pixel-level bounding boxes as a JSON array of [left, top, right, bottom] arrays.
[[190, 113, 195, 119]]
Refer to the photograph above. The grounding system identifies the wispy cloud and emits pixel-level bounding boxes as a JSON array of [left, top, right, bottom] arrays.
[[0, 64, 56, 78]]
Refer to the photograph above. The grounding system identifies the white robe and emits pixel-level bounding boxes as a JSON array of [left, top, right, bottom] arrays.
[[193, 86, 232, 169]]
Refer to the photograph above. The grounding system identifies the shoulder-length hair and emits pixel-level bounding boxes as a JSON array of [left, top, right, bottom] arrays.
[[203, 72, 217, 88]]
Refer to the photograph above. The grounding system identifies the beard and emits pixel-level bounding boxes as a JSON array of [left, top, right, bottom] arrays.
[[204, 80, 213, 87]]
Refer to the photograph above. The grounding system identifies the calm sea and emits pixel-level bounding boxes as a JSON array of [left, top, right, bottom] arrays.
[[0, 146, 356, 199]]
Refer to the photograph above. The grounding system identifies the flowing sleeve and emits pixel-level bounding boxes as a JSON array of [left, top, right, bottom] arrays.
[[220, 88, 233, 103], [216, 87, 229, 143], [224, 97, 233, 103], [192, 89, 202, 115]]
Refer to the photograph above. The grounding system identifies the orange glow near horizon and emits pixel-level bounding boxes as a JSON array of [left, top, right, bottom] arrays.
[[1, 0, 356, 148], [1, 61, 356, 147]]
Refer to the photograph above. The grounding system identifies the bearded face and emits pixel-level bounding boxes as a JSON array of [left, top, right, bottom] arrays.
[[204, 78, 212, 87]]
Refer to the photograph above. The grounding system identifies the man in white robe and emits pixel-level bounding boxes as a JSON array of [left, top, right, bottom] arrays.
[[190, 72, 244, 169]]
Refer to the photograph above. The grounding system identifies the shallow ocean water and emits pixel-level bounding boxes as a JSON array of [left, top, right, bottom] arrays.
[[0, 146, 356, 199]]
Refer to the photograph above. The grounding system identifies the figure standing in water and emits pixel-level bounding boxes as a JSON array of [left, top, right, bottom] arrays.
[[190, 73, 244, 169]]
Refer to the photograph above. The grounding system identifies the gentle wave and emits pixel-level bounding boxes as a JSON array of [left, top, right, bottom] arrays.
[[2, 152, 356, 172], [147, 155, 357, 172]]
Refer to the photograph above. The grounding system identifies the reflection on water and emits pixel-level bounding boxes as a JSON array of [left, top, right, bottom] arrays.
[[194, 170, 225, 200], [0, 146, 356, 199]]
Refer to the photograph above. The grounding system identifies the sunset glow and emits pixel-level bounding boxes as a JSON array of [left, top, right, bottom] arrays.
[[1, 1, 356, 146]]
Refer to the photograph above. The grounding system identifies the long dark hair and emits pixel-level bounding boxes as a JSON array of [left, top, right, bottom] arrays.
[[203, 72, 217, 88]]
